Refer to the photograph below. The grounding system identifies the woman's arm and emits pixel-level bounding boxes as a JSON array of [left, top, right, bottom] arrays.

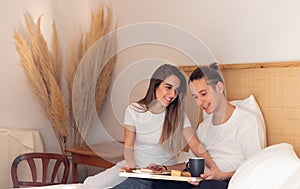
[[146, 162, 186, 172], [183, 127, 217, 169], [123, 125, 136, 169], [183, 127, 235, 181]]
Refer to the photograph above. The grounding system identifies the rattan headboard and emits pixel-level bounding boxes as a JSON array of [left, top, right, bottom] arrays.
[[180, 61, 300, 157]]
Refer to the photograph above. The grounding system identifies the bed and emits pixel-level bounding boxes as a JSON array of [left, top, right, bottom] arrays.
[[20, 61, 300, 189]]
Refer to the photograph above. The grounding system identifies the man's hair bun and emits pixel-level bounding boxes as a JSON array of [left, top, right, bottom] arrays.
[[209, 62, 219, 70]]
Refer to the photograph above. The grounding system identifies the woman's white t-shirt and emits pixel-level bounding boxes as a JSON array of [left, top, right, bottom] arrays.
[[124, 103, 191, 167], [189, 106, 264, 172]]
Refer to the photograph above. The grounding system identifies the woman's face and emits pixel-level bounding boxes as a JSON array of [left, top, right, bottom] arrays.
[[155, 74, 181, 107]]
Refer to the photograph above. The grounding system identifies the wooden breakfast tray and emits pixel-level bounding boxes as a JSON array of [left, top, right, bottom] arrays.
[[119, 171, 202, 182]]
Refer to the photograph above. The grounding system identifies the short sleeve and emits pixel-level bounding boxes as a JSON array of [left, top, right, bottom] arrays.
[[183, 113, 192, 128], [124, 105, 136, 126]]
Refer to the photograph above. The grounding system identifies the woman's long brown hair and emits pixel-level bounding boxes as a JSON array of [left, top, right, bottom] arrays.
[[135, 64, 187, 153]]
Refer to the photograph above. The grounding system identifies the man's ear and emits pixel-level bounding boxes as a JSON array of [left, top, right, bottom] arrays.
[[215, 81, 224, 94]]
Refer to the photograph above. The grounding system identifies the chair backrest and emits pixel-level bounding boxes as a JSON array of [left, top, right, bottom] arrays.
[[11, 152, 70, 188]]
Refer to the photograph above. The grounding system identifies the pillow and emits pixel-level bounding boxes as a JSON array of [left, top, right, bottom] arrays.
[[203, 95, 267, 147], [281, 166, 300, 189], [230, 95, 267, 147], [228, 143, 300, 189]]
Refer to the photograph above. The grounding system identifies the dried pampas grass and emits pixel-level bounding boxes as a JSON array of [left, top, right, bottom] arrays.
[[14, 11, 67, 153], [14, 5, 117, 151], [67, 5, 117, 147]]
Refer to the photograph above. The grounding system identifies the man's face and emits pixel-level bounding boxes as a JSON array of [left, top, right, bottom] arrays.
[[189, 78, 220, 114]]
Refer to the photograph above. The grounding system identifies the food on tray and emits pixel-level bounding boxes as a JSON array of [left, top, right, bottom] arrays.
[[141, 166, 164, 173], [120, 167, 140, 173], [171, 170, 191, 177], [181, 171, 192, 177], [171, 169, 181, 176], [120, 167, 192, 177]]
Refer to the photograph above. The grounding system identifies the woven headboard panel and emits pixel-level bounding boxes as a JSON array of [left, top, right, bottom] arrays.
[[180, 61, 300, 157]]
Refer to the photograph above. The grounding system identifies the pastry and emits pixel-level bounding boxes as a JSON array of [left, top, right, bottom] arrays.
[[171, 170, 191, 177]]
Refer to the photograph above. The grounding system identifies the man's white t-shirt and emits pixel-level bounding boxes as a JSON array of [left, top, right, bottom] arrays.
[[189, 106, 265, 172], [124, 103, 191, 167]]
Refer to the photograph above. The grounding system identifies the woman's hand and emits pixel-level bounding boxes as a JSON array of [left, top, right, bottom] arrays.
[[145, 163, 166, 171], [120, 162, 136, 172]]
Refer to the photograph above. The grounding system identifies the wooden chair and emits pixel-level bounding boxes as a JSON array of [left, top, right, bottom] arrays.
[[11, 152, 70, 188]]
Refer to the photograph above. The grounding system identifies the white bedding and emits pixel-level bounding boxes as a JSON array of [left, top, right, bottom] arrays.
[[228, 143, 300, 189], [17, 184, 87, 189], [18, 183, 114, 189]]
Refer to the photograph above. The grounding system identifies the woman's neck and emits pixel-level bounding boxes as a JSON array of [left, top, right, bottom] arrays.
[[149, 99, 166, 114]]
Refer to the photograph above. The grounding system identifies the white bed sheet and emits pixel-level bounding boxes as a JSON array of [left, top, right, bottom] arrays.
[[16, 183, 96, 189]]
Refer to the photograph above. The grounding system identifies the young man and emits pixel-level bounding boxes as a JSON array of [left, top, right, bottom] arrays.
[[112, 63, 266, 189]]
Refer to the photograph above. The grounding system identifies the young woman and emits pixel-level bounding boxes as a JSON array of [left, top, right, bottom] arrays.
[[84, 64, 216, 188]]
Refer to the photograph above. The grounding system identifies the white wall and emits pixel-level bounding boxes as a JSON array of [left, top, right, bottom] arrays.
[[1, 0, 300, 152]]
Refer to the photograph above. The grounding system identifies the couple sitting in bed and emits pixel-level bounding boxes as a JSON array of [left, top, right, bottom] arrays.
[[84, 63, 266, 189]]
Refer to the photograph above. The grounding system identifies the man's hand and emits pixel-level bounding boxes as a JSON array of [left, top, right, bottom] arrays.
[[201, 167, 235, 181], [187, 179, 203, 186]]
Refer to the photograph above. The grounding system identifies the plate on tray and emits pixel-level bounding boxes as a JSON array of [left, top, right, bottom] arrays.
[[132, 169, 171, 175], [119, 171, 202, 182]]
